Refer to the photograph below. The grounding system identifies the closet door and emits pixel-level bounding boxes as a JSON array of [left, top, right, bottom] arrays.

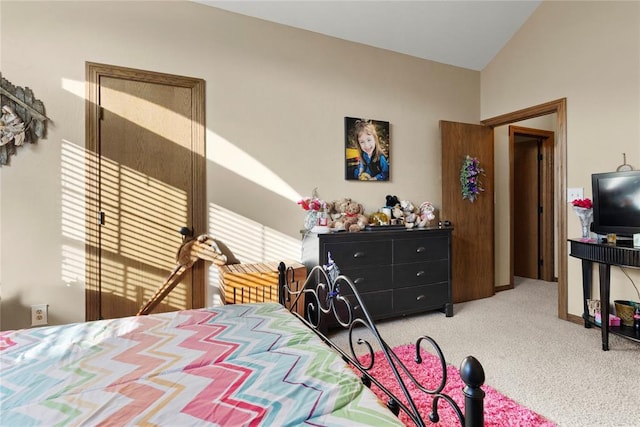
[[85, 63, 205, 320]]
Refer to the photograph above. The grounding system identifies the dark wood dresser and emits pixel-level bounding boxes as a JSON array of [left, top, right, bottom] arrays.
[[302, 227, 453, 321]]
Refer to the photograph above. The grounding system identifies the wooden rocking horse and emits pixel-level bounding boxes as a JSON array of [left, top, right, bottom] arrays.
[[137, 228, 228, 315]]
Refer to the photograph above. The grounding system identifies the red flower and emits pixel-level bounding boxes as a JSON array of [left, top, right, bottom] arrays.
[[571, 198, 592, 209], [298, 197, 324, 211]]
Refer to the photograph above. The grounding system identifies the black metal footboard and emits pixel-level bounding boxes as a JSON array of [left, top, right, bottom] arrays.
[[278, 262, 485, 427]]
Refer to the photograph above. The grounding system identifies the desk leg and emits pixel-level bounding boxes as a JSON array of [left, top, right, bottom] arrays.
[[581, 259, 593, 328], [599, 263, 611, 351]]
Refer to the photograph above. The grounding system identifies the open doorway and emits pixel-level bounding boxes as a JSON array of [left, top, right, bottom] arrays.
[[481, 98, 568, 320], [511, 126, 555, 283]]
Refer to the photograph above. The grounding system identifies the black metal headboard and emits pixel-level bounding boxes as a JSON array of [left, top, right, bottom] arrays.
[[278, 261, 486, 427]]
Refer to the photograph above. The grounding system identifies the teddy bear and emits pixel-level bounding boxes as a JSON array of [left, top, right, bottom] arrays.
[[343, 200, 369, 232], [329, 198, 368, 232], [326, 198, 349, 230]]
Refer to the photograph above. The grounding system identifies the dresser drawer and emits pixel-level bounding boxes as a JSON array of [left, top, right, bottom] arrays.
[[393, 236, 449, 263], [393, 260, 449, 287], [339, 265, 392, 294], [324, 240, 391, 268], [342, 290, 394, 320], [394, 282, 449, 314]]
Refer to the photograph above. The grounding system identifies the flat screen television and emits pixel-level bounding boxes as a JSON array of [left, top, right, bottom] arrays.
[[591, 170, 640, 238]]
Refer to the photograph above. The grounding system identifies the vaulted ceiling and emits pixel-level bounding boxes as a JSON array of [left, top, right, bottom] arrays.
[[196, 1, 542, 71]]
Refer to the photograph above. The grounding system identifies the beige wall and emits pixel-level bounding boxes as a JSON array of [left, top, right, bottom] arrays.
[[482, 1, 640, 315], [0, 1, 479, 329]]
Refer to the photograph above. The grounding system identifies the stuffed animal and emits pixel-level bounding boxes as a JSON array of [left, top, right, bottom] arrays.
[[385, 195, 400, 208], [400, 200, 415, 213], [417, 201, 436, 228], [399, 199, 418, 228], [329, 198, 368, 232], [327, 198, 348, 230], [325, 200, 340, 221], [392, 204, 404, 221], [404, 212, 418, 228], [343, 200, 368, 232]]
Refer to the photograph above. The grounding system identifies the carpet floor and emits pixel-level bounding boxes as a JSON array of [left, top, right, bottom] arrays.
[[357, 343, 556, 427], [330, 277, 640, 426]]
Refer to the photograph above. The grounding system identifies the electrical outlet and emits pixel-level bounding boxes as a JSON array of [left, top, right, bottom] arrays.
[[31, 304, 48, 326], [567, 187, 584, 202]]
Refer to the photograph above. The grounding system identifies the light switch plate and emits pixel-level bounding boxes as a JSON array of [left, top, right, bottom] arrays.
[[567, 187, 583, 202]]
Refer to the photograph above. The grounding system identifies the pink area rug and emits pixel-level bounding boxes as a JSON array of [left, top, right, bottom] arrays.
[[356, 344, 556, 426]]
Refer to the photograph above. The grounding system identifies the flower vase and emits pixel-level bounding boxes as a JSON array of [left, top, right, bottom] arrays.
[[304, 210, 319, 231], [573, 206, 593, 241]]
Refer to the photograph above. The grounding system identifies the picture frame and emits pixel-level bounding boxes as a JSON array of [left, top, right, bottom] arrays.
[[345, 116, 390, 181]]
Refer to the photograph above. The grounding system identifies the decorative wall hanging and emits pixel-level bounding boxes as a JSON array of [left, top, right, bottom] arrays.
[[460, 154, 484, 202], [344, 117, 390, 181], [0, 74, 49, 166]]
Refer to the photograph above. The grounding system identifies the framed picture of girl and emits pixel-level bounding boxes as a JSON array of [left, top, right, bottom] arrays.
[[344, 117, 390, 181]]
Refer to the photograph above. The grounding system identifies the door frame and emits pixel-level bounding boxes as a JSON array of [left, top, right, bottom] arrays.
[[481, 98, 568, 320], [510, 126, 555, 283], [84, 62, 206, 320]]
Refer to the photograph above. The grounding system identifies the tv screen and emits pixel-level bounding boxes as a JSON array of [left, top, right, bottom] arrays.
[[591, 170, 640, 238]]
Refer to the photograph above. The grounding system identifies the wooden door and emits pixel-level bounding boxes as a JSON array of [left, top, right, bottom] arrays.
[[440, 121, 494, 303], [513, 137, 540, 279], [85, 63, 206, 320]]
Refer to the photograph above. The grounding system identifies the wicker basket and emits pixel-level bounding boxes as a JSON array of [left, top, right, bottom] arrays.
[[614, 300, 636, 327]]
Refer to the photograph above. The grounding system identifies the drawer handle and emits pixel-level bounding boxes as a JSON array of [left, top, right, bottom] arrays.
[[354, 277, 365, 284], [416, 246, 426, 253], [353, 251, 366, 258], [416, 294, 426, 301], [416, 270, 425, 277]]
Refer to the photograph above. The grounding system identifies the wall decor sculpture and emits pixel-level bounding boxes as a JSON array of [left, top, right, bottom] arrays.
[[345, 117, 390, 181], [0, 74, 48, 166]]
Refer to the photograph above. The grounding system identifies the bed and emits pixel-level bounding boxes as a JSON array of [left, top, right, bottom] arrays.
[[0, 261, 485, 426]]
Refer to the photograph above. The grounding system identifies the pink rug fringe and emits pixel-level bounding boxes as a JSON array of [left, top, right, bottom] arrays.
[[356, 344, 556, 426]]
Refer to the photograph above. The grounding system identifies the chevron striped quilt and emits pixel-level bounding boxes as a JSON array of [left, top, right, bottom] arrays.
[[0, 303, 402, 426]]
